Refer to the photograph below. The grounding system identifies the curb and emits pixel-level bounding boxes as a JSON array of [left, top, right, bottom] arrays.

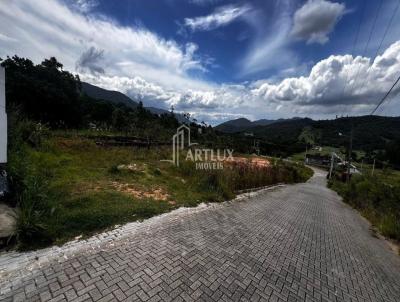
[[235, 183, 285, 194]]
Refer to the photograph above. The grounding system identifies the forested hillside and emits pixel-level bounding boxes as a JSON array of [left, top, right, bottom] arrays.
[[1, 56, 181, 140], [216, 116, 400, 165], [2, 55, 399, 166]]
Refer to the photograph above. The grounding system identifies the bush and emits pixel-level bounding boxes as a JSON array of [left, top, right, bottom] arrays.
[[15, 175, 53, 249], [329, 175, 400, 240], [7, 114, 55, 248], [181, 158, 312, 199], [7, 123, 313, 250]]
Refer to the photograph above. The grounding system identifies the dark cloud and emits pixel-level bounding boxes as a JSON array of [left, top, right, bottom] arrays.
[[76, 46, 105, 75]]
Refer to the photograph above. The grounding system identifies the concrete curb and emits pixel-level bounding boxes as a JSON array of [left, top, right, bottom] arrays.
[[235, 183, 285, 194]]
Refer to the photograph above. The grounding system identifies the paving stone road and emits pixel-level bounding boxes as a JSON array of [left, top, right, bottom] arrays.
[[1, 168, 400, 302]]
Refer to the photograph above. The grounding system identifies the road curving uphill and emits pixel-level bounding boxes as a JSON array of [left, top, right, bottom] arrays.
[[0, 167, 399, 301]]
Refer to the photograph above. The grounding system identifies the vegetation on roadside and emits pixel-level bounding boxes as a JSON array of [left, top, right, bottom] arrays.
[[1, 55, 312, 250], [328, 172, 400, 241], [7, 118, 312, 250]]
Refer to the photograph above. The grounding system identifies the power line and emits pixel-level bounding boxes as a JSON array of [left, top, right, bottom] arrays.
[[371, 0, 400, 63], [338, 0, 366, 117], [357, 0, 400, 106], [340, 0, 383, 117], [339, 0, 382, 179], [377, 87, 400, 115], [370, 73, 400, 115]]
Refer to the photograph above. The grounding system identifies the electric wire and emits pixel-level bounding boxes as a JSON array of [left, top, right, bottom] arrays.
[[338, 0, 366, 118], [370, 73, 400, 115], [340, 0, 383, 118]]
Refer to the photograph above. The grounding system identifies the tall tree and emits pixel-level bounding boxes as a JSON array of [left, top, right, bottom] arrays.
[[1, 56, 82, 127]]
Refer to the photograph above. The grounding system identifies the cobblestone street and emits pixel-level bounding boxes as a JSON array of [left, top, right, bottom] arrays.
[[1, 169, 399, 301]]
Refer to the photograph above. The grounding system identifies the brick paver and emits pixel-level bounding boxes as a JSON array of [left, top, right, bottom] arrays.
[[1, 168, 399, 301]]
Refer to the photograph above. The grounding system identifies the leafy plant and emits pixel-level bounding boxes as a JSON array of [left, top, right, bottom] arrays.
[[329, 173, 400, 241]]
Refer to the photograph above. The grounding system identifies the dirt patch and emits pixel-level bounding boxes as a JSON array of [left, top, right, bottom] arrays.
[[116, 163, 146, 173], [56, 138, 91, 149], [72, 181, 170, 202], [109, 182, 170, 201], [225, 156, 270, 167]]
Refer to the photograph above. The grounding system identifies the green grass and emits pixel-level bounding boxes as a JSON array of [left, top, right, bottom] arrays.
[[289, 146, 343, 163], [8, 131, 313, 250], [329, 170, 400, 241]]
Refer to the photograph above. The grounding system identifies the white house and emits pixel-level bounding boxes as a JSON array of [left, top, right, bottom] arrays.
[[0, 66, 6, 166]]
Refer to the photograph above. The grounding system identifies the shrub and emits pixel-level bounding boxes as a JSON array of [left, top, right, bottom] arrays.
[[329, 175, 400, 241]]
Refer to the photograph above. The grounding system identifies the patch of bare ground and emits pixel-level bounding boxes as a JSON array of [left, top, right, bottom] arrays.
[[74, 180, 175, 204], [224, 156, 270, 167], [109, 182, 168, 200]]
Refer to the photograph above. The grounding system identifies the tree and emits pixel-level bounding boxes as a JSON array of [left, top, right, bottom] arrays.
[[112, 108, 128, 131], [1, 56, 82, 127], [298, 127, 316, 146], [385, 139, 400, 166]]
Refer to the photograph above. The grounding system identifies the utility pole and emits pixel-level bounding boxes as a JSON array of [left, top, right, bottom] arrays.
[[360, 159, 364, 174], [371, 158, 376, 176], [0, 66, 6, 166], [329, 152, 334, 179], [0, 66, 8, 197], [304, 144, 308, 163], [346, 121, 354, 183]]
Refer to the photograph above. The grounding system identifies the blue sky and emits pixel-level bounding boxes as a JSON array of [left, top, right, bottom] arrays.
[[1, 0, 400, 124]]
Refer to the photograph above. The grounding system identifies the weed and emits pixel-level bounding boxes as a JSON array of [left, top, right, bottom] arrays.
[[8, 128, 313, 250], [329, 173, 400, 241]]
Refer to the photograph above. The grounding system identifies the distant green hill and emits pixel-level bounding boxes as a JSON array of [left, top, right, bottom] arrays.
[[81, 82, 188, 123], [81, 82, 138, 109], [215, 118, 254, 133], [229, 116, 400, 151], [214, 117, 299, 133]]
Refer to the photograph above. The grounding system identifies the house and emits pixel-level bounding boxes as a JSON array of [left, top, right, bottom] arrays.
[[305, 153, 331, 167], [0, 66, 7, 196]]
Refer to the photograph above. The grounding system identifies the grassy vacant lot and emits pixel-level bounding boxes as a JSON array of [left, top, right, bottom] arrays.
[[329, 170, 400, 242], [289, 146, 349, 163], [8, 130, 313, 250]]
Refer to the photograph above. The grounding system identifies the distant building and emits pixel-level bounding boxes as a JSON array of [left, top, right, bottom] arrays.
[[0, 66, 7, 196], [305, 154, 330, 167], [0, 66, 6, 166]]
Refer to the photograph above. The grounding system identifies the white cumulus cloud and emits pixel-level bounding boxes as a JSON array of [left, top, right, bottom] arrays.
[[68, 41, 400, 120], [291, 0, 346, 44], [252, 41, 400, 112], [0, 0, 208, 92], [1, 0, 399, 123]]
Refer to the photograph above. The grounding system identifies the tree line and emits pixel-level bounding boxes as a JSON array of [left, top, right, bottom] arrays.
[[0, 56, 180, 140]]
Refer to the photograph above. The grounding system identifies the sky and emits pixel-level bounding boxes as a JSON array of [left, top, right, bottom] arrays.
[[1, 0, 400, 125]]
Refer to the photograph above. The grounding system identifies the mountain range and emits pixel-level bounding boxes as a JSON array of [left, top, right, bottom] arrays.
[[81, 82, 187, 123], [215, 117, 301, 133], [216, 115, 400, 152], [81, 82, 138, 109], [81, 82, 400, 152]]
